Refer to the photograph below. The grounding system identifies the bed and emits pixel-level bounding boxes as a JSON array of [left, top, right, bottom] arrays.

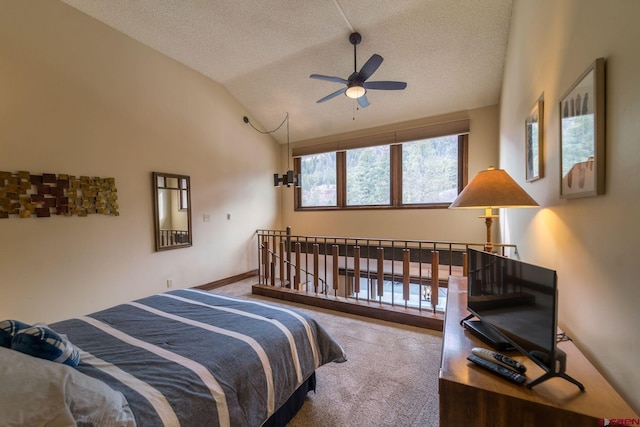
[[0, 288, 347, 426]]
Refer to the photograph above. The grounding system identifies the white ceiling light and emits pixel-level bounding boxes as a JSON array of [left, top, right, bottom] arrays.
[[345, 84, 366, 99]]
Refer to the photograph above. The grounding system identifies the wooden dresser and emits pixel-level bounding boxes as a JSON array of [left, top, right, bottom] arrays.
[[439, 276, 638, 426]]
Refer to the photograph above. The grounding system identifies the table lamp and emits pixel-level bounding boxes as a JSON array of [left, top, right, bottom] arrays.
[[449, 166, 539, 252]]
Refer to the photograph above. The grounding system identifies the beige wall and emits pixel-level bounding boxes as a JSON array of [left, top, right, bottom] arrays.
[[500, 0, 640, 411], [3, 0, 637, 414], [0, 1, 281, 323], [282, 105, 501, 242]]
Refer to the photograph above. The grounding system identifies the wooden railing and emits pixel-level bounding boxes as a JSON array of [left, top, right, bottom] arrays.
[[160, 229, 189, 247], [256, 228, 517, 313]]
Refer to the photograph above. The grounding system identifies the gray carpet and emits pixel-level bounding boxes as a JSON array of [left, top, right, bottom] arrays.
[[213, 278, 442, 427]]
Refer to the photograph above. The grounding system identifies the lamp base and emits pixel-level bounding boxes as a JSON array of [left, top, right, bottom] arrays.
[[479, 214, 498, 253]]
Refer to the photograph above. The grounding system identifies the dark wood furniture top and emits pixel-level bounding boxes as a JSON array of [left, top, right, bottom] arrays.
[[439, 275, 638, 426]]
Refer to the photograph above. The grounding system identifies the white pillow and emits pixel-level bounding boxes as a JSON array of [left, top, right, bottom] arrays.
[[0, 347, 136, 427]]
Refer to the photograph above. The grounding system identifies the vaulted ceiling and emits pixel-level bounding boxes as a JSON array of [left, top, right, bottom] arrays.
[[60, 0, 513, 144]]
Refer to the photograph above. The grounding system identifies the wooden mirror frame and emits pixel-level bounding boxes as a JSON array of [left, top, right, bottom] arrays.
[[152, 172, 192, 251]]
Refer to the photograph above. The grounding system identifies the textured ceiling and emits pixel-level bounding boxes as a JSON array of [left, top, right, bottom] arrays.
[[60, 0, 513, 144]]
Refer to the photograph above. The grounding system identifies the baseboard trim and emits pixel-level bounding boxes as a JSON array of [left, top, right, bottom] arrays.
[[194, 270, 258, 291]]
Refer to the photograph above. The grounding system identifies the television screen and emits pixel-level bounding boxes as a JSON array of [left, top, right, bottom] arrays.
[[467, 248, 557, 362]]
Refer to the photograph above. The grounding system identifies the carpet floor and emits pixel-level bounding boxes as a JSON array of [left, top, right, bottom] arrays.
[[213, 278, 442, 427]]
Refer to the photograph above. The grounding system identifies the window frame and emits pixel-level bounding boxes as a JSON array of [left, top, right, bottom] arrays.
[[294, 133, 468, 211]]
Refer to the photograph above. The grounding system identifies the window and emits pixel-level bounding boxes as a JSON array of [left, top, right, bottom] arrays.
[[402, 135, 460, 204], [179, 178, 189, 210], [300, 152, 337, 207], [293, 119, 469, 210], [346, 146, 390, 206]]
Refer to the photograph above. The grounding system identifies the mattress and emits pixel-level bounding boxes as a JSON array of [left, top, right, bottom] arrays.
[[51, 288, 347, 426]]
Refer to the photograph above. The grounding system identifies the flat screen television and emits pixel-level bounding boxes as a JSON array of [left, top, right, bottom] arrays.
[[464, 248, 583, 390]]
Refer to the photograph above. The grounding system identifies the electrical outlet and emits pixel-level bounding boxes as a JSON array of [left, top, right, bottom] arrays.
[[203, 214, 210, 222], [227, 213, 231, 220], [166, 279, 172, 288]]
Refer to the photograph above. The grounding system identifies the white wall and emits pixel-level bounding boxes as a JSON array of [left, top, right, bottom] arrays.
[[500, 0, 640, 412], [282, 105, 501, 242], [0, 1, 281, 323]]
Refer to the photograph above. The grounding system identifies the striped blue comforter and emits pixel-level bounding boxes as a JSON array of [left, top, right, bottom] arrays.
[[51, 289, 346, 427]]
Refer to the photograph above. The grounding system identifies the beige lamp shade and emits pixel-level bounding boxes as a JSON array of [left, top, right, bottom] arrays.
[[449, 166, 538, 252], [449, 167, 539, 209]]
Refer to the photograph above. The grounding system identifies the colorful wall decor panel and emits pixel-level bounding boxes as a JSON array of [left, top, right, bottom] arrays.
[[0, 171, 119, 218]]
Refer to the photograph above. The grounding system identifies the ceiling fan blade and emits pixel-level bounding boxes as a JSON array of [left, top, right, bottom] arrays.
[[357, 95, 370, 108], [357, 54, 383, 82], [316, 87, 346, 103], [310, 74, 348, 85], [363, 81, 407, 90]]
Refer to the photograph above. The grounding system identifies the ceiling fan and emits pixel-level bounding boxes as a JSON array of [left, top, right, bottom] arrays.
[[310, 32, 407, 108]]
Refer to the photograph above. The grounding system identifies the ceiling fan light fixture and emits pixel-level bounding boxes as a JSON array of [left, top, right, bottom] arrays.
[[310, 32, 406, 106], [345, 84, 366, 99]]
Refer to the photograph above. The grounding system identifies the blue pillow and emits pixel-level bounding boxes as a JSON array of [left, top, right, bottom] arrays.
[[0, 320, 31, 348], [11, 325, 80, 367]]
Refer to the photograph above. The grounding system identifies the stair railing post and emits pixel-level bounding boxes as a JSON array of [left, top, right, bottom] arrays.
[[431, 250, 440, 312], [403, 249, 410, 305], [332, 244, 339, 296], [279, 240, 285, 287], [286, 226, 292, 287], [376, 246, 384, 301], [294, 242, 301, 290], [313, 243, 319, 294], [353, 246, 361, 295], [463, 251, 468, 277], [261, 235, 269, 283], [270, 247, 276, 287]]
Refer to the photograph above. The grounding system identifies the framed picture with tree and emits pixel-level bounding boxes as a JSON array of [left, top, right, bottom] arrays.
[[559, 58, 606, 198]]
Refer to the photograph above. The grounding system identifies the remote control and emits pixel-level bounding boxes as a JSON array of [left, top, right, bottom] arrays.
[[472, 347, 527, 374], [467, 354, 527, 385]]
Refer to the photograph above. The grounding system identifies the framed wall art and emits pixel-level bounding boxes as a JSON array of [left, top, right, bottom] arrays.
[[525, 94, 544, 182], [559, 58, 605, 198]]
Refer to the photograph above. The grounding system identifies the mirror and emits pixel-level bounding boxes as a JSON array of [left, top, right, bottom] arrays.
[[152, 172, 192, 251]]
